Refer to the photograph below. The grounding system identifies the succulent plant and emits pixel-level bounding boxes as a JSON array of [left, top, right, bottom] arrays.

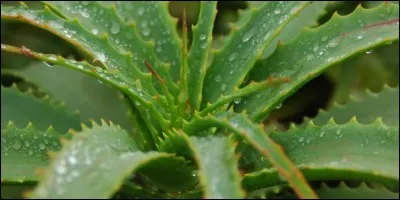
[[1, 1, 399, 199]]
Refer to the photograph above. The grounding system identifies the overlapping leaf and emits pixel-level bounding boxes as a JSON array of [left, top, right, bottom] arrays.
[[1, 121, 69, 182], [5, 63, 133, 131], [0, 44, 171, 131], [235, 2, 399, 121], [110, 1, 183, 82], [28, 120, 193, 198], [187, 1, 217, 110], [158, 130, 245, 198], [1, 85, 80, 133], [273, 182, 399, 199], [44, 1, 179, 95], [0, 3, 172, 119], [306, 85, 399, 126], [183, 112, 317, 198], [243, 118, 399, 192], [202, 1, 311, 106]]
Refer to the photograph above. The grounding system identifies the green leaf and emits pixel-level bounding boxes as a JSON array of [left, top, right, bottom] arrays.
[[1, 3, 161, 99], [187, 1, 217, 110], [202, 2, 311, 106], [246, 184, 290, 199], [306, 85, 399, 127], [199, 77, 291, 116], [276, 182, 399, 199], [236, 3, 400, 121], [1, 121, 67, 182], [28, 120, 165, 198], [5, 63, 133, 131], [159, 130, 244, 198], [189, 135, 245, 199], [243, 118, 399, 192], [1, 85, 81, 133], [314, 182, 399, 199], [1, 44, 171, 131], [110, 1, 183, 82], [137, 156, 197, 192], [261, 1, 331, 59], [43, 1, 178, 96], [327, 44, 399, 104], [183, 112, 317, 198], [116, 182, 171, 199]]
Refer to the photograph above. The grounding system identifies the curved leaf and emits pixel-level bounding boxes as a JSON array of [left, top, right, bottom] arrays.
[[43, 1, 179, 96], [183, 112, 317, 198], [1, 121, 67, 182], [159, 130, 244, 198], [28, 120, 163, 198], [306, 85, 399, 126], [137, 156, 197, 192], [1, 85, 80, 133], [189, 135, 244, 199], [260, 1, 331, 59], [236, 2, 399, 121], [111, 1, 183, 82], [1, 3, 160, 99], [1, 44, 171, 131], [275, 182, 399, 199], [314, 182, 398, 199], [243, 118, 399, 192], [202, 2, 311, 106], [5, 63, 133, 131], [187, 1, 217, 110]]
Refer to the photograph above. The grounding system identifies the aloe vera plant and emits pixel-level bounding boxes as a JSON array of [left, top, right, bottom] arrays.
[[1, 1, 399, 199]]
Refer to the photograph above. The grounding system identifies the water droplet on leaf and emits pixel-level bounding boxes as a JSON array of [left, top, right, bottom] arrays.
[[12, 140, 22, 150], [229, 52, 238, 61], [200, 34, 206, 40], [110, 21, 120, 34], [234, 97, 241, 104], [328, 37, 340, 48], [221, 84, 227, 91], [214, 75, 221, 82]]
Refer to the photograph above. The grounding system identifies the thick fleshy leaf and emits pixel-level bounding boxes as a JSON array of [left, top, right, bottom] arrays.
[[137, 156, 197, 192], [110, 1, 183, 82], [260, 1, 331, 59], [183, 112, 317, 198], [6, 63, 133, 131], [158, 130, 244, 198], [1, 121, 67, 182], [306, 85, 399, 126], [243, 118, 399, 192], [0, 44, 171, 131], [187, 1, 217, 110], [327, 44, 399, 104], [246, 185, 291, 199], [1, 85, 80, 133], [274, 182, 399, 199], [189, 136, 244, 199], [1, 3, 160, 99], [202, 2, 311, 106], [236, 2, 399, 121], [28, 120, 167, 198], [199, 76, 291, 116], [44, 1, 178, 96], [314, 182, 399, 199]]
